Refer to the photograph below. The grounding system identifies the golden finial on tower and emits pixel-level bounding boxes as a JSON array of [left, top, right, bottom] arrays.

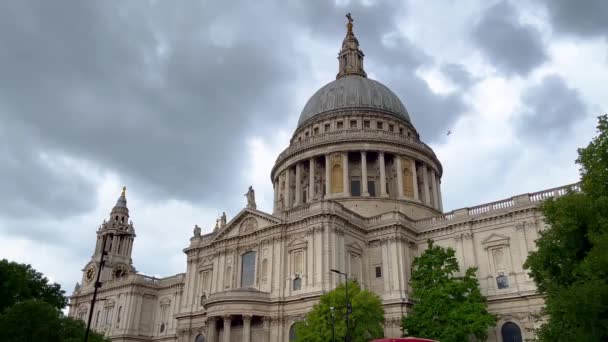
[[121, 186, 126, 197], [346, 13, 354, 34]]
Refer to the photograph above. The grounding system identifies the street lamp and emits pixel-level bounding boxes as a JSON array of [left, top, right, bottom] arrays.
[[330, 306, 336, 342], [84, 235, 109, 342], [330, 269, 351, 342]]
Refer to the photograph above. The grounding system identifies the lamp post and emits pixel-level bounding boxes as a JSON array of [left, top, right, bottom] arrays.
[[84, 235, 109, 342], [330, 269, 351, 342], [330, 306, 336, 342]]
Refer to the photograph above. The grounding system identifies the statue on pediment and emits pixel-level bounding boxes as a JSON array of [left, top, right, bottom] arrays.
[[245, 186, 256, 209], [193, 225, 201, 237]]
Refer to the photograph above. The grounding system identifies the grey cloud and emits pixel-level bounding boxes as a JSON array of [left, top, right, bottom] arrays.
[[0, 1, 308, 218], [473, 1, 548, 76], [516, 74, 587, 141], [0, 0, 468, 222], [536, 0, 608, 38], [441, 63, 476, 89]]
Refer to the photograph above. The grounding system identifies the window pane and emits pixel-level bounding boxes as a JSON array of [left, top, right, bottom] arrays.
[[241, 251, 256, 287], [501, 322, 522, 342], [293, 277, 301, 291], [375, 266, 382, 278], [351, 180, 361, 196], [368, 180, 376, 197]]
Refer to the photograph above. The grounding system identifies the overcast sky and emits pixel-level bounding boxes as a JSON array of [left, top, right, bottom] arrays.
[[1, 0, 606, 294]]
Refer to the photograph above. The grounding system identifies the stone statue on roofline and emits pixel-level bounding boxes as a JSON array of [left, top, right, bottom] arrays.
[[245, 186, 256, 209], [221, 212, 227, 227], [193, 225, 201, 237]]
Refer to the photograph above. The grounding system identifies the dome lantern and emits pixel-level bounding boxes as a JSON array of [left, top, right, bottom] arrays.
[[337, 13, 367, 79]]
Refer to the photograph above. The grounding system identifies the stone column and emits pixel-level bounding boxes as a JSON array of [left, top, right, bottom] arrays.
[[379, 152, 387, 197], [285, 168, 291, 209], [437, 178, 444, 212], [342, 152, 350, 196], [262, 317, 271, 342], [431, 170, 440, 209], [243, 315, 252, 342], [325, 154, 331, 198], [309, 158, 315, 200], [273, 179, 279, 212], [396, 156, 404, 198], [421, 164, 431, 205], [206, 317, 217, 342], [361, 151, 369, 196], [411, 159, 419, 200], [222, 315, 231, 342], [295, 162, 302, 206]]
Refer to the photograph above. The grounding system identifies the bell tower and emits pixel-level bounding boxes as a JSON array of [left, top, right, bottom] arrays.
[[81, 187, 136, 287]]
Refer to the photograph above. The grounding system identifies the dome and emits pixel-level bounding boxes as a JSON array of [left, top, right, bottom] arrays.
[[297, 75, 411, 127]]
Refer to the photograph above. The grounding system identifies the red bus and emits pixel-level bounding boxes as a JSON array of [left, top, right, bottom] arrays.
[[371, 339, 438, 342]]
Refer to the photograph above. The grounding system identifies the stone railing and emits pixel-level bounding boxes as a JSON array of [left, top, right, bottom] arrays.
[[416, 183, 580, 229], [283, 200, 367, 226], [275, 129, 436, 162]]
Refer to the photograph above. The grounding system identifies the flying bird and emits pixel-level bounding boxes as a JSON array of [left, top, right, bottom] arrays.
[[447, 130, 452, 136]]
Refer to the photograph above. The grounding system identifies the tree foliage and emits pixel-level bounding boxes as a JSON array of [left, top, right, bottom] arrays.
[[402, 240, 496, 342], [0, 260, 109, 341], [294, 280, 385, 342], [0, 300, 109, 342], [524, 114, 608, 341], [0, 258, 67, 312]]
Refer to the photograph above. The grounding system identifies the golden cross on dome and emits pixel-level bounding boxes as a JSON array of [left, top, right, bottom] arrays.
[[346, 13, 354, 33]]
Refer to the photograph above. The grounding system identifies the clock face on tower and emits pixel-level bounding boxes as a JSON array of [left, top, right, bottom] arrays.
[[112, 265, 129, 279], [85, 265, 96, 283]]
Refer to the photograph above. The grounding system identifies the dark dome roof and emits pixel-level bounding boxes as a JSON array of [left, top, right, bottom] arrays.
[[298, 75, 410, 127]]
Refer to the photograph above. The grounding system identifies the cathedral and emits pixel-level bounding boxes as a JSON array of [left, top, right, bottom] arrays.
[[68, 16, 578, 342]]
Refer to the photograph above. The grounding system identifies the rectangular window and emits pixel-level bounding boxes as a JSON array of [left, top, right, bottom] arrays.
[[364, 120, 370, 128], [377, 121, 383, 129], [389, 124, 394, 132], [325, 123, 330, 132], [241, 251, 256, 287], [375, 266, 382, 278], [314, 127, 319, 135], [368, 180, 376, 197], [399, 127, 404, 135], [351, 179, 361, 196], [305, 131, 309, 137], [337, 121, 344, 129], [350, 120, 357, 128]]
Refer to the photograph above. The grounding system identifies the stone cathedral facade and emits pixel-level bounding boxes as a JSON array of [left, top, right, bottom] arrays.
[[69, 18, 578, 342]]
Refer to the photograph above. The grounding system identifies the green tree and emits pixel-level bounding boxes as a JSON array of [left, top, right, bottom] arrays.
[[294, 280, 384, 342], [0, 299, 109, 342], [402, 240, 496, 342], [524, 114, 608, 341], [0, 259, 67, 311]]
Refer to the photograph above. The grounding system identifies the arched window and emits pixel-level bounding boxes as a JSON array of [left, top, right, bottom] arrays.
[[289, 324, 297, 341], [241, 251, 256, 287], [501, 322, 523, 342], [195, 334, 205, 342]]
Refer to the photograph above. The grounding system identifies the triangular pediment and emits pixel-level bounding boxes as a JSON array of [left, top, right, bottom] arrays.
[[346, 241, 364, 253], [481, 233, 510, 248], [213, 208, 281, 241]]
